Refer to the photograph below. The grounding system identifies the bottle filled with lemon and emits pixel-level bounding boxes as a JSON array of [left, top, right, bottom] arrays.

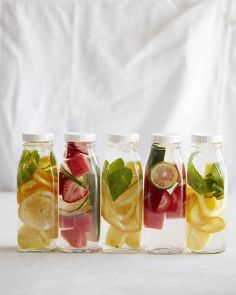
[[101, 134, 143, 253], [17, 133, 58, 251], [186, 134, 227, 253]]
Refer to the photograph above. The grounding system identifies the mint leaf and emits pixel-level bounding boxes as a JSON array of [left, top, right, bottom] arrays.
[[108, 158, 125, 173], [205, 163, 224, 188], [187, 162, 208, 194]]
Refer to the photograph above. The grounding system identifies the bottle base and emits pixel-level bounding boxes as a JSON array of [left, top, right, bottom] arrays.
[[60, 247, 99, 253], [144, 247, 184, 255], [102, 246, 140, 254], [188, 249, 226, 254]]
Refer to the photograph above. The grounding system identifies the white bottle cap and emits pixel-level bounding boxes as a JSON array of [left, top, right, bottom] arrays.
[[64, 132, 96, 142], [22, 133, 54, 142], [108, 133, 139, 144], [151, 133, 180, 144], [191, 133, 223, 144]]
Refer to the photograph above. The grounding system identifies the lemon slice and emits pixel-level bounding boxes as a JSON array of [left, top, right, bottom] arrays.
[[33, 169, 53, 189], [196, 217, 225, 233], [188, 202, 209, 226], [105, 226, 126, 248], [126, 161, 142, 186], [19, 190, 54, 230], [197, 196, 226, 217], [187, 223, 210, 252], [19, 179, 39, 197], [125, 231, 141, 249], [17, 225, 47, 250], [39, 156, 50, 169]]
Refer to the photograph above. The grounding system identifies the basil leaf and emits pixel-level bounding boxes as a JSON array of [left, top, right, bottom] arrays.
[[205, 163, 224, 188], [108, 158, 125, 173], [187, 162, 208, 194]]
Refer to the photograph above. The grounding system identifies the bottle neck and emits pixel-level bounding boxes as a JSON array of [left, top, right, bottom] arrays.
[[23, 141, 54, 150], [191, 142, 222, 153], [151, 142, 180, 150], [107, 142, 139, 151]]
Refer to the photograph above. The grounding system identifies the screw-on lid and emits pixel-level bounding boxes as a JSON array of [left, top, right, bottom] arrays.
[[151, 133, 180, 144], [108, 133, 139, 144], [23, 133, 54, 142], [191, 133, 223, 144], [64, 132, 96, 142]]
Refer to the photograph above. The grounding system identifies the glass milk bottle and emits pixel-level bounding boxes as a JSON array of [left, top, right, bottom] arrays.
[[101, 133, 143, 253], [58, 132, 100, 252], [17, 133, 58, 251], [143, 133, 186, 254], [186, 134, 227, 253]]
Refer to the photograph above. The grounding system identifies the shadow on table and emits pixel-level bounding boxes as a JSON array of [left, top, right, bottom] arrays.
[[0, 246, 18, 253]]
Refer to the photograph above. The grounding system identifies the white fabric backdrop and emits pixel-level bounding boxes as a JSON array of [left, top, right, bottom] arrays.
[[0, 0, 235, 192]]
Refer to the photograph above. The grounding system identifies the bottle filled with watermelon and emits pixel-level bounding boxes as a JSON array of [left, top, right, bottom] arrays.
[[186, 134, 227, 253], [58, 132, 100, 252], [143, 133, 186, 254], [101, 134, 143, 253], [17, 133, 58, 251]]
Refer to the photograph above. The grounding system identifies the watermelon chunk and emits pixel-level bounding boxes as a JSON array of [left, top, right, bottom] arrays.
[[166, 185, 186, 218], [65, 154, 91, 177], [73, 213, 92, 232], [144, 175, 163, 212], [144, 208, 165, 229], [66, 142, 88, 159], [59, 215, 74, 229], [61, 229, 87, 248]]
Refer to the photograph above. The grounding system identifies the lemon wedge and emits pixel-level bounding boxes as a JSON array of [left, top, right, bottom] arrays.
[[19, 190, 54, 230], [125, 231, 141, 249], [197, 195, 226, 217], [187, 223, 210, 252], [196, 217, 225, 233], [188, 202, 210, 226], [126, 161, 143, 186], [105, 226, 126, 248]]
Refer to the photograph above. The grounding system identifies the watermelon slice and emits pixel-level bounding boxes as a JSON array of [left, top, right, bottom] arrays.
[[166, 185, 186, 218], [65, 154, 91, 177], [59, 216, 74, 229], [61, 229, 87, 248], [66, 142, 88, 159], [62, 179, 88, 203], [144, 174, 163, 212], [74, 213, 92, 232], [144, 208, 165, 229]]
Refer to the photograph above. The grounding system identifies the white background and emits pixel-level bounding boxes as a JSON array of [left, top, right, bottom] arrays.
[[0, 0, 236, 294]]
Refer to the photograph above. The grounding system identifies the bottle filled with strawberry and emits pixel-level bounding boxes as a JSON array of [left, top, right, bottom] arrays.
[[58, 132, 100, 252], [101, 133, 143, 253], [143, 133, 186, 254]]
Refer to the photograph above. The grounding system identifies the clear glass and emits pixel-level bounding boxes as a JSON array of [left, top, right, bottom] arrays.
[[17, 141, 58, 252], [143, 143, 186, 254], [186, 143, 227, 254], [101, 142, 143, 253], [58, 141, 100, 252]]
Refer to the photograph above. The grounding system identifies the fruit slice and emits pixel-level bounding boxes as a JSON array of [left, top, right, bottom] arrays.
[[188, 202, 209, 226], [19, 190, 54, 230], [65, 154, 91, 177], [39, 156, 50, 169], [166, 185, 185, 218], [156, 191, 172, 213], [59, 215, 74, 229], [197, 195, 226, 217], [61, 229, 87, 248], [17, 225, 47, 250], [33, 169, 53, 189], [74, 213, 92, 232], [144, 208, 165, 229], [187, 223, 210, 252], [125, 231, 141, 249], [19, 179, 40, 197], [144, 175, 163, 212], [150, 162, 178, 190], [66, 142, 88, 158], [126, 161, 143, 186], [59, 195, 88, 212], [62, 179, 88, 203], [105, 226, 126, 248], [196, 217, 225, 233]]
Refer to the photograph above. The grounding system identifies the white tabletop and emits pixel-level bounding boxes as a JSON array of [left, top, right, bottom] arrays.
[[0, 192, 236, 295]]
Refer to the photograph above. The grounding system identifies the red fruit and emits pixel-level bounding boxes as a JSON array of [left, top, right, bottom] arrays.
[[66, 142, 88, 159], [144, 175, 163, 212], [61, 229, 87, 248], [59, 215, 74, 229], [62, 179, 88, 203], [144, 208, 165, 229], [166, 185, 186, 218], [65, 154, 91, 177], [59, 172, 68, 195], [156, 191, 172, 213], [74, 213, 92, 232]]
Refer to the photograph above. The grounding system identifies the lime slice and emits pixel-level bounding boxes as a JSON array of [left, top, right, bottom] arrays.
[[150, 162, 178, 190], [19, 190, 54, 230]]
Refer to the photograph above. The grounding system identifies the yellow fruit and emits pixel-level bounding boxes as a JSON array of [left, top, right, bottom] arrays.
[[196, 217, 225, 233], [33, 169, 53, 189], [126, 161, 143, 186], [114, 180, 142, 206], [105, 226, 126, 248], [39, 156, 50, 169], [197, 196, 226, 217], [125, 231, 141, 249], [19, 179, 40, 197], [17, 225, 47, 250], [187, 223, 210, 252], [188, 202, 209, 226], [19, 190, 54, 230]]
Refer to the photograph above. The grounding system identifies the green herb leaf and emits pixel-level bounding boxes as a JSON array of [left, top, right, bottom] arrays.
[[205, 163, 224, 188], [102, 160, 109, 181], [187, 162, 208, 194], [107, 159, 132, 201]]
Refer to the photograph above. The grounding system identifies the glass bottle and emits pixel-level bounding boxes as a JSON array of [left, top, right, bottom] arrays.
[[17, 133, 58, 251], [101, 133, 143, 253], [143, 133, 186, 254], [186, 134, 227, 253], [58, 132, 100, 252]]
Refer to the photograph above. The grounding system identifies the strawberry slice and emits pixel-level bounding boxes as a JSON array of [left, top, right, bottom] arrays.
[[156, 191, 172, 213], [62, 179, 88, 203]]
